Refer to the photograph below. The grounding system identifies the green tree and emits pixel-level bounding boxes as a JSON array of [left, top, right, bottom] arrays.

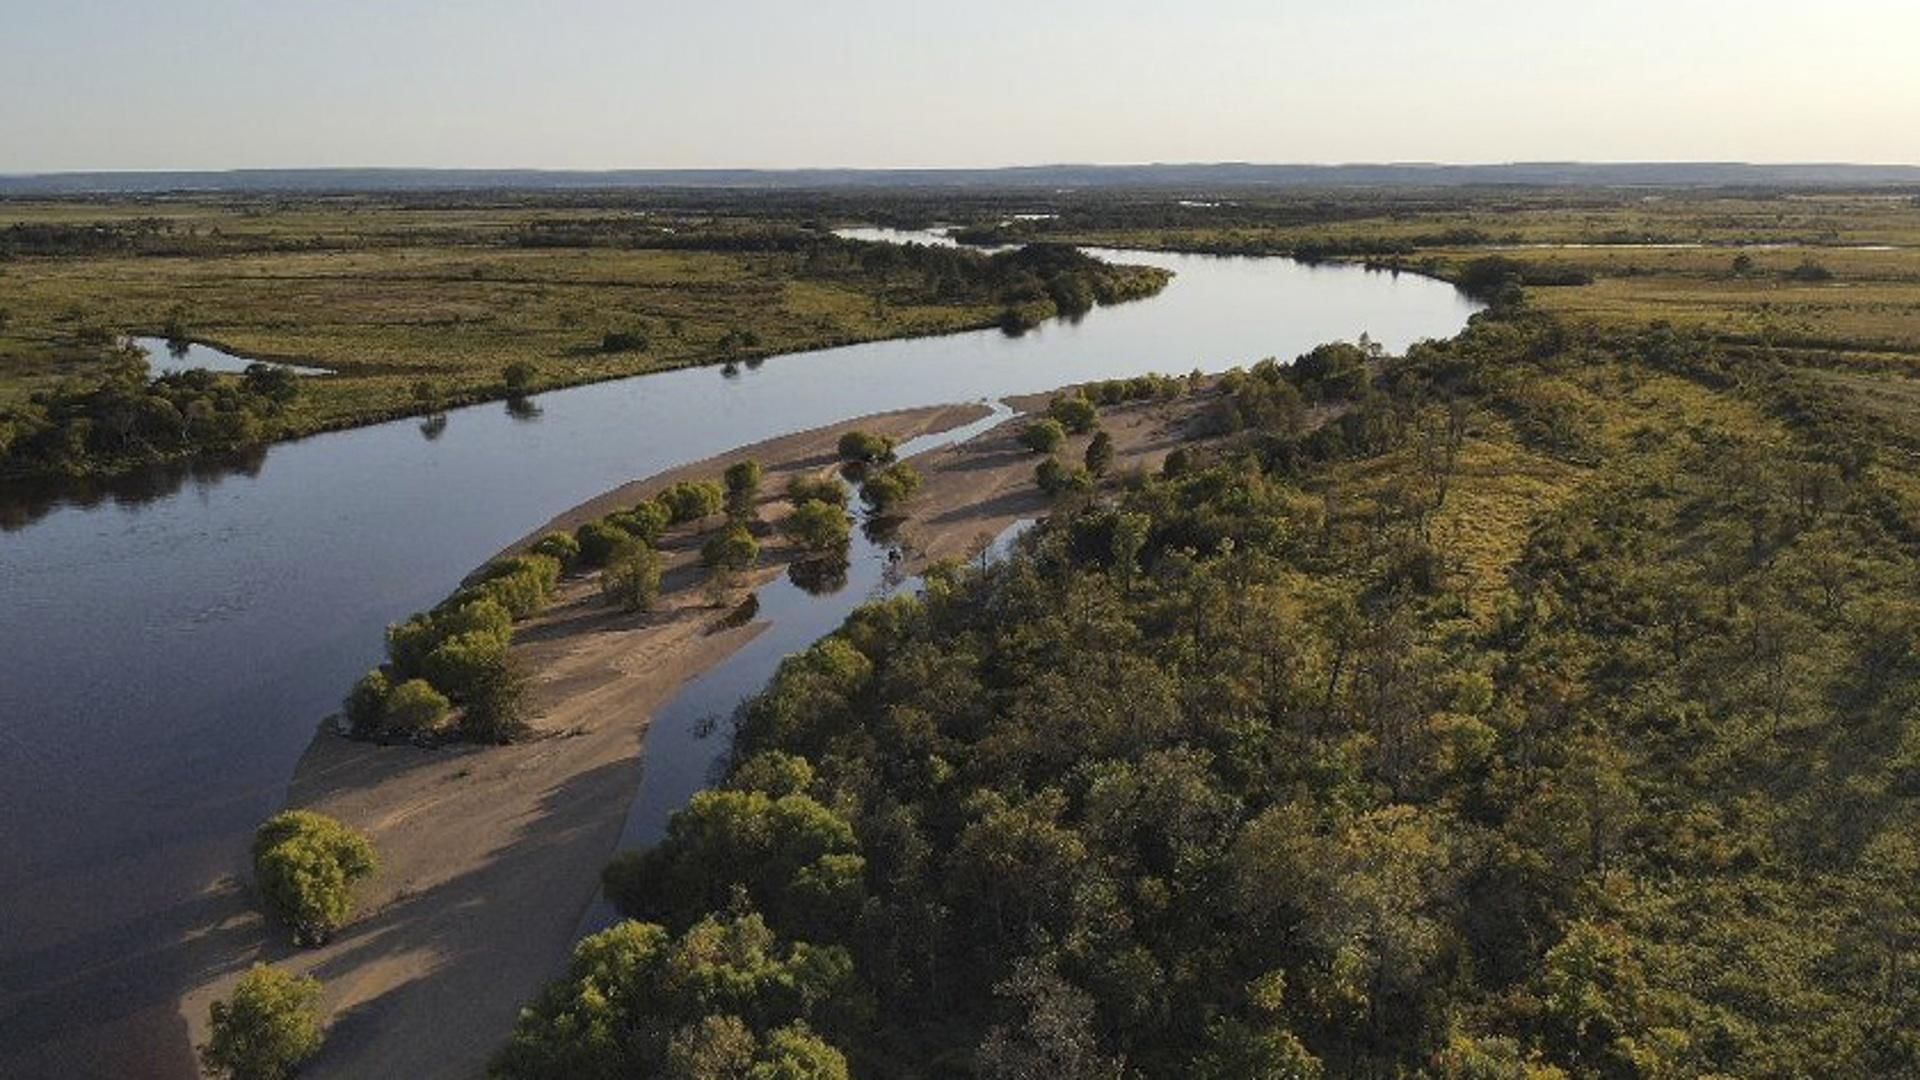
[[576, 519, 633, 568], [530, 531, 582, 567], [750, 1024, 851, 1080], [1083, 430, 1114, 476], [663, 481, 728, 524], [503, 361, 537, 395], [382, 678, 451, 735], [459, 650, 531, 744], [725, 459, 765, 523], [782, 500, 852, 556], [252, 811, 377, 946], [1020, 419, 1067, 454], [199, 964, 324, 1080], [608, 501, 673, 545], [836, 430, 896, 465], [786, 474, 848, 507], [242, 364, 300, 407], [342, 668, 392, 736], [496, 911, 854, 1080], [602, 539, 665, 613], [859, 463, 923, 514], [1047, 394, 1099, 434], [1036, 457, 1092, 497], [704, 524, 761, 572]]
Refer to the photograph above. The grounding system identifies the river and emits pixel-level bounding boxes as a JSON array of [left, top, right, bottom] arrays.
[[0, 233, 1479, 1074]]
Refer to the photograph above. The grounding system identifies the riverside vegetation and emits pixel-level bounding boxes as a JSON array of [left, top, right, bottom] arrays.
[[497, 279, 1920, 1076], [0, 198, 1169, 478]]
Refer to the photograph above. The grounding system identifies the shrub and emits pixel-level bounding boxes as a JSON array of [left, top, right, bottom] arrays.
[[1085, 429, 1115, 476], [860, 463, 923, 514], [575, 519, 632, 568], [662, 480, 727, 524], [502, 361, 536, 395], [725, 459, 763, 522], [252, 811, 377, 946], [1020, 419, 1067, 454], [1785, 259, 1834, 283], [607, 500, 673, 545], [485, 555, 561, 613], [836, 429, 896, 464], [601, 329, 649, 353], [602, 539, 664, 613], [782, 499, 852, 555], [424, 630, 511, 702], [529, 531, 581, 567], [434, 597, 514, 647], [383, 678, 451, 735], [1036, 456, 1093, 497], [199, 964, 324, 1080], [343, 669, 392, 736], [703, 524, 761, 572], [786, 474, 848, 507], [384, 613, 441, 679], [1292, 342, 1371, 401], [1048, 393, 1099, 434], [459, 651, 530, 744]]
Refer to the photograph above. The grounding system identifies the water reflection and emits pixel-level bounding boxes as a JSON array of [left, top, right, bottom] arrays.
[[418, 414, 449, 441], [504, 395, 543, 421], [787, 555, 850, 596], [860, 514, 903, 545], [0, 445, 269, 532]]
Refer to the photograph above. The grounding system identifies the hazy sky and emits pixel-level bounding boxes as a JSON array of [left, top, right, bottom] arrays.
[[5, 0, 1916, 171]]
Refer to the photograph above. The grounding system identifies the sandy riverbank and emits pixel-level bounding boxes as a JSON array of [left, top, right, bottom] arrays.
[[174, 387, 1214, 1078]]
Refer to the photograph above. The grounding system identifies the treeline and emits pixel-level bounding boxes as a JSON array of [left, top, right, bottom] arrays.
[[500, 307, 1920, 1076], [518, 220, 1172, 328], [0, 354, 300, 477], [0, 219, 363, 258]]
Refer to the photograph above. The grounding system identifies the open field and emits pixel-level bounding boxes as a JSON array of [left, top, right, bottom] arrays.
[[0, 244, 998, 410], [0, 196, 1168, 476]]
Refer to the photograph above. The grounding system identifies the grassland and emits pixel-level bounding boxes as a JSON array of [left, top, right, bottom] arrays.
[[0, 196, 1170, 477], [0, 202, 1004, 421], [1, 244, 998, 414]]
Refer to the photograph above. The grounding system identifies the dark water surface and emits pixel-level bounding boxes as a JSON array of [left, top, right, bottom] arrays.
[[0, 239, 1478, 1072]]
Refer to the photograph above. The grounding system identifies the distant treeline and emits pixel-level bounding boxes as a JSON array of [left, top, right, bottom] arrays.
[[518, 222, 1171, 323]]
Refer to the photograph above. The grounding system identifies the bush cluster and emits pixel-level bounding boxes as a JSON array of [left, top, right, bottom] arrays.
[[251, 811, 377, 947], [1, 355, 300, 477], [345, 553, 556, 743], [858, 462, 923, 514], [836, 429, 897, 465]]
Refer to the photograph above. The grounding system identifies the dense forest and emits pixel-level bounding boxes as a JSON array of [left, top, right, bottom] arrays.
[[0, 351, 300, 477], [498, 297, 1920, 1077]]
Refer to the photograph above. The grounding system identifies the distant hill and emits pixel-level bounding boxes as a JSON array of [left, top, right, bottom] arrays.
[[3, 162, 1919, 195]]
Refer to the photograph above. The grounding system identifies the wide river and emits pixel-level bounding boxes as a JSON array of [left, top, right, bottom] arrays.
[[0, 233, 1479, 1073]]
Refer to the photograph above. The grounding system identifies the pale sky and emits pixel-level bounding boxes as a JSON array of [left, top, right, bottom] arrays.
[[4, 0, 1916, 171]]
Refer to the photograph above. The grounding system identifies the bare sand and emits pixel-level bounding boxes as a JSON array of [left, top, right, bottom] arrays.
[[172, 389, 1213, 1078]]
